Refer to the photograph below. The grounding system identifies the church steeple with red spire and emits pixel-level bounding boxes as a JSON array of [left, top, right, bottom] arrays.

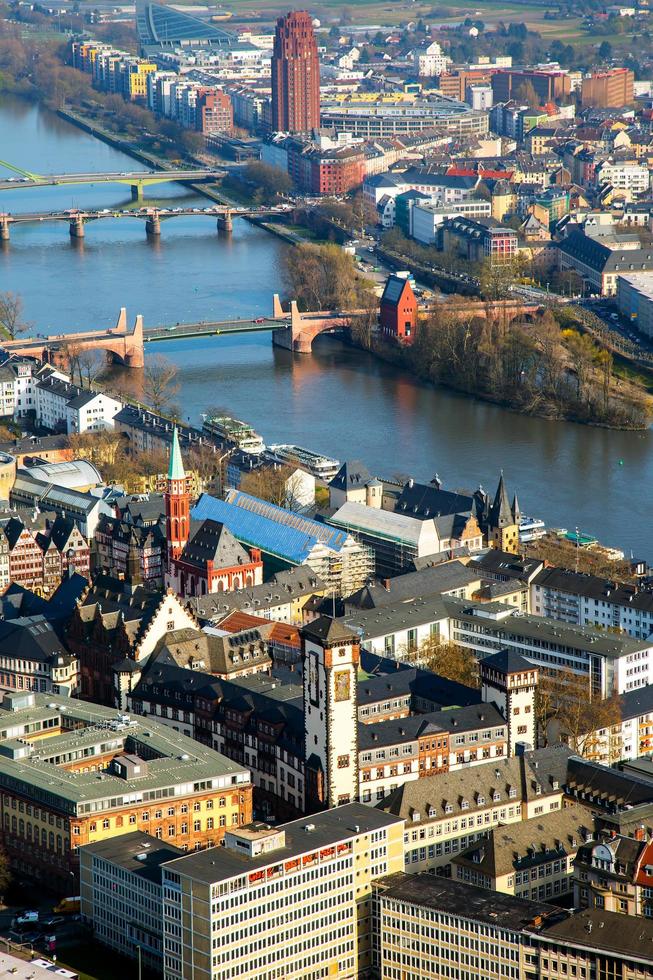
[[165, 427, 190, 574]]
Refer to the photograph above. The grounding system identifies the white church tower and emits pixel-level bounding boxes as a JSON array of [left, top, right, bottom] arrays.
[[301, 617, 360, 812], [479, 650, 539, 755]]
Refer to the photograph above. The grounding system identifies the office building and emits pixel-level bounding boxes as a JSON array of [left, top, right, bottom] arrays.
[[161, 804, 404, 980], [373, 873, 653, 979], [271, 10, 320, 133], [0, 692, 251, 890]]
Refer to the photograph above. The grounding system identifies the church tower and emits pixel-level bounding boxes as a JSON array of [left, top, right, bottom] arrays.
[[301, 617, 359, 813], [165, 427, 190, 580], [480, 650, 539, 755], [487, 473, 519, 553]]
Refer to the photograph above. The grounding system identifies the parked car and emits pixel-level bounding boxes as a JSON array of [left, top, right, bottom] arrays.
[[14, 910, 39, 926]]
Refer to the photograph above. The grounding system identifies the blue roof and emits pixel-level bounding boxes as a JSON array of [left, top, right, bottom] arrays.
[[191, 492, 350, 565]]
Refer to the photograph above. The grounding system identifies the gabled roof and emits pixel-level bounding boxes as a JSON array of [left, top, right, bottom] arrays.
[[192, 491, 353, 565], [396, 482, 473, 520], [381, 275, 412, 307], [180, 519, 251, 571], [329, 459, 373, 492]]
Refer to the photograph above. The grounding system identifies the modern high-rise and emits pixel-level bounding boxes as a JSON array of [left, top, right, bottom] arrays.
[[271, 10, 320, 133]]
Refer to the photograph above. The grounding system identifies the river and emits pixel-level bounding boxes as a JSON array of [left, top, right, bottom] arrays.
[[0, 93, 651, 558]]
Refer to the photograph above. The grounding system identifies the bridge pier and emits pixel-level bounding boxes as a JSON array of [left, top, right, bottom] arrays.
[[69, 216, 85, 239], [0, 217, 9, 242], [145, 215, 161, 237], [131, 184, 143, 202], [217, 210, 233, 234]]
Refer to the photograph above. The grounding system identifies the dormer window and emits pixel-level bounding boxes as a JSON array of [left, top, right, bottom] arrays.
[[509, 787, 517, 799], [492, 791, 501, 802], [477, 795, 485, 806], [461, 799, 469, 810], [444, 803, 453, 814]]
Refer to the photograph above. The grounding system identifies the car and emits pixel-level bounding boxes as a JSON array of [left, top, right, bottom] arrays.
[[19, 930, 42, 944], [40, 916, 65, 929], [254, 317, 265, 323], [14, 911, 39, 926]]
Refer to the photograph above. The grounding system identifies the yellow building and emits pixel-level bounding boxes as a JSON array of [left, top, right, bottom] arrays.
[[122, 61, 157, 101], [161, 804, 405, 980]]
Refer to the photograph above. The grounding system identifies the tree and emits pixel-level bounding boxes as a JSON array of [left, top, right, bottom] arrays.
[[142, 355, 180, 415], [562, 328, 598, 402], [598, 40, 613, 61], [479, 259, 516, 300], [240, 463, 311, 509], [243, 160, 292, 204], [410, 636, 479, 686], [537, 669, 622, 761], [283, 243, 375, 311], [77, 348, 106, 387], [0, 844, 10, 902], [514, 79, 539, 107], [0, 291, 28, 339]]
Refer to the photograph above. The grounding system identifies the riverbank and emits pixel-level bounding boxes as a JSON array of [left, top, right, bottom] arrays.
[[365, 330, 652, 431]]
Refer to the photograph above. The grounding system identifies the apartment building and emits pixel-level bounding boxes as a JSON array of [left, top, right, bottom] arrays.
[[378, 746, 569, 876], [595, 160, 650, 196], [581, 68, 634, 108], [35, 376, 122, 435], [161, 805, 404, 980], [359, 703, 507, 804], [573, 832, 653, 918], [532, 566, 653, 640], [0, 691, 252, 891], [452, 803, 592, 902]]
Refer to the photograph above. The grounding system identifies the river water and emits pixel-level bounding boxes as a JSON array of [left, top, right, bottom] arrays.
[[0, 94, 651, 557]]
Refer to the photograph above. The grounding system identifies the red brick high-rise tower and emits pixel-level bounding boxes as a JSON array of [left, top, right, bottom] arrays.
[[165, 426, 190, 579], [271, 10, 320, 133]]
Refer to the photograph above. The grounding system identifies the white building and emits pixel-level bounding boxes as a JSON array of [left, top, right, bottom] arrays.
[[467, 83, 493, 111], [413, 41, 451, 78], [35, 376, 122, 434], [411, 198, 492, 244], [160, 805, 405, 980], [595, 161, 650, 196], [531, 566, 653, 641], [480, 650, 538, 755]]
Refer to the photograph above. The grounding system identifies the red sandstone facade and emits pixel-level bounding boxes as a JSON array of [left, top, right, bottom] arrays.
[[271, 10, 320, 133]]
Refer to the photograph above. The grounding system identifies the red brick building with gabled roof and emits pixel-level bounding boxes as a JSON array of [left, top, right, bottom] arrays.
[[379, 274, 418, 343]]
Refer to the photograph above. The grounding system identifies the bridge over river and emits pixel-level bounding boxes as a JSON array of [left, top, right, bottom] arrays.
[[0, 204, 293, 240]]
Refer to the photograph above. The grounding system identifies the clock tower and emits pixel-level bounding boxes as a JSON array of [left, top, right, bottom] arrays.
[[301, 617, 360, 812]]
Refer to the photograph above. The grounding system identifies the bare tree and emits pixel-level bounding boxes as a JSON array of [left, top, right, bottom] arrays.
[[142, 355, 180, 415], [0, 291, 29, 340], [537, 668, 622, 761], [240, 464, 311, 509], [77, 348, 106, 388]]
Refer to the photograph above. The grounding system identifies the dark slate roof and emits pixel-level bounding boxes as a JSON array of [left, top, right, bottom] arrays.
[[3, 517, 26, 550], [358, 702, 505, 750], [346, 561, 480, 610], [558, 230, 653, 274], [396, 482, 473, 520], [357, 667, 481, 711], [180, 518, 251, 570], [480, 649, 536, 675], [300, 616, 358, 645], [48, 515, 80, 553], [0, 615, 69, 663], [329, 460, 373, 492], [533, 566, 653, 614], [381, 275, 411, 307], [566, 756, 653, 808], [621, 684, 653, 721], [469, 550, 543, 582]]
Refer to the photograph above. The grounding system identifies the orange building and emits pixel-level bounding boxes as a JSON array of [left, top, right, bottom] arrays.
[[581, 68, 634, 108], [0, 691, 252, 891]]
